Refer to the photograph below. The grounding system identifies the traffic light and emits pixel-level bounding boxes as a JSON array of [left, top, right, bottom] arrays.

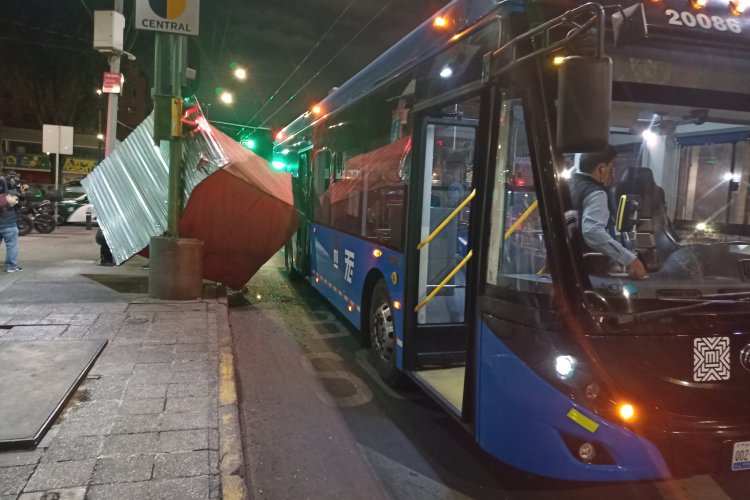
[[240, 138, 256, 150], [238, 128, 273, 161]]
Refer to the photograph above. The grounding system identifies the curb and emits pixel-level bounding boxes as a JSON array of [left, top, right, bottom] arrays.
[[216, 289, 248, 500]]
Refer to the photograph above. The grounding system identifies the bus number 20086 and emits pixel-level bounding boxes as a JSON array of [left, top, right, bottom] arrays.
[[665, 9, 742, 34]]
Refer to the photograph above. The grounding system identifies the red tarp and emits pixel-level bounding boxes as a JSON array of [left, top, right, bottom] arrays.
[[179, 127, 300, 289]]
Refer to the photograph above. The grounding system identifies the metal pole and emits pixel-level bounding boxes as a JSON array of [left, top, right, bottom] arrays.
[[104, 0, 124, 157], [55, 130, 60, 193], [154, 33, 164, 96], [167, 34, 184, 237], [54, 153, 60, 193]]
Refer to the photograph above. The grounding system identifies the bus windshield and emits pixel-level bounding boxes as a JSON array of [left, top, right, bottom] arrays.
[[564, 96, 750, 314]]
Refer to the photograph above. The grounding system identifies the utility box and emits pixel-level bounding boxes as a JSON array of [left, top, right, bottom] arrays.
[[93, 10, 125, 52]]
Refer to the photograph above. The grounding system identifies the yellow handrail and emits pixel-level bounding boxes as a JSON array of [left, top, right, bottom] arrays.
[[417, 189, 476, 250], [415, 250, 473, 312], [504, 199, 538, 240]]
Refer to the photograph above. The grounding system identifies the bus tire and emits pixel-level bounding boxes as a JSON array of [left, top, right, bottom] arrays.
[[284, 240, 302, 281], [367, 279, 406, 387], [17, 214, 32, 236]]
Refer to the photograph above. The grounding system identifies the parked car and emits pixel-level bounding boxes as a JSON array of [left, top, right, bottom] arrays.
[[61, 180, 86, 199], [58, 194, 97, 225]]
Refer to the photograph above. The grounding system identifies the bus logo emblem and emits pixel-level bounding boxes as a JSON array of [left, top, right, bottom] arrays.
[[344, 250, 355, 283], [740, 344, 750, 372], [693, 337, 730, 382]]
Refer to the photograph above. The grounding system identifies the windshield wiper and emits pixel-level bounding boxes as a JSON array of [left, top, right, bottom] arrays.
[[605, 299, 739, 327]]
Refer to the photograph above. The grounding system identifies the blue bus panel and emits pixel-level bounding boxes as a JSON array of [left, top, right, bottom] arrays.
[[310, 224, 407, 367], [476, 318, 670, 481]]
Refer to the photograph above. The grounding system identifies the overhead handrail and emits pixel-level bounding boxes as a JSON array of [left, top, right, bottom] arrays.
[[504, 200, 539, 240], [415, 250, 473, 312], [417, 189, 476, 250]]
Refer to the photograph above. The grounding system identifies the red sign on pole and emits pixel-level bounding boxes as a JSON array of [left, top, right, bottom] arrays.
[[102, 72, 122, 94]]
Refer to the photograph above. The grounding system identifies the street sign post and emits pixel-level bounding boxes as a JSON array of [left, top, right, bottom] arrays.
[[138, 0, 203, 300], [42, 124, 74, 192], [102, 72, 122, 94]]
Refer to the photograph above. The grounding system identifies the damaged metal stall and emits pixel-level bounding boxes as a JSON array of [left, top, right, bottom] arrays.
[[83, 102, 300, 291]]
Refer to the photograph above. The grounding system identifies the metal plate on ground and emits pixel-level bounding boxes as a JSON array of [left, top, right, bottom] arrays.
[[0, 339, 107, 449]]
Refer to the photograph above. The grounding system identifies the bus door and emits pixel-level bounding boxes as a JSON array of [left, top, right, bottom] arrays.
[[409, 116, 479, 414], [288, 147, 313, 276]]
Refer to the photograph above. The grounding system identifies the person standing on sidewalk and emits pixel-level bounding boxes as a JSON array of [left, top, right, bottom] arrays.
[[0, 189, 23, 272], [95, 228, 115, 266]]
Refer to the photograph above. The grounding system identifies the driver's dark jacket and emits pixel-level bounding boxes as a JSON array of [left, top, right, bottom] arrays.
[[569, 172, 636, 265]]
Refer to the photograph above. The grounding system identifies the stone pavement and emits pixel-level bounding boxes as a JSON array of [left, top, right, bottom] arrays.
[[0, 227, 246, 500]]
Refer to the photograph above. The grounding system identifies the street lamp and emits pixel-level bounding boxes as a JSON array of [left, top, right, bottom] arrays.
[[233, 67, 247, 80], [220, 91, 234, 104]]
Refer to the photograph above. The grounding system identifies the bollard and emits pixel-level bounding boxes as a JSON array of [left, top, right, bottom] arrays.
[[85, 209, 92, 230], [148, 236, 204, 300]]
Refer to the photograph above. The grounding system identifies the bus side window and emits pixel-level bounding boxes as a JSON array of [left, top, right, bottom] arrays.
[[314, 148, 331, 194], [333, 152, 344, 182], [486, 98, 551, 295]]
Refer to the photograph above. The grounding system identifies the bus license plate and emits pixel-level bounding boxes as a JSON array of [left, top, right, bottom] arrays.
[[732, 441, 750, 471]]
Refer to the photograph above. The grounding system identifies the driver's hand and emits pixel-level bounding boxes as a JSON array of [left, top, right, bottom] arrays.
[[627, 258, 648, 279]]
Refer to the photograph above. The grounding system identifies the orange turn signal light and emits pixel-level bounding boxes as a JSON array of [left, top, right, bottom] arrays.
[[618, 403, 636, 421]]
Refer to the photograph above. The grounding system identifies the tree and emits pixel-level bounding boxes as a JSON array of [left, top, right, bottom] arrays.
[[0, 1, 108, 133]]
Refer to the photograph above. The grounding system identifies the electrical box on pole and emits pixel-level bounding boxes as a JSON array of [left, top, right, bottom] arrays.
[[93, 11, 125, 52]]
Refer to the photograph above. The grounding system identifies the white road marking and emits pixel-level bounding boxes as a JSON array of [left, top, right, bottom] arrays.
[[300, 352, 373, 407], [355, 349, 406, 400]]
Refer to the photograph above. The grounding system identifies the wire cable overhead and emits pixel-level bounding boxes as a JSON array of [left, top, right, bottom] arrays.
[[259, 0, 397, 128], [245, 0, 361, 127]]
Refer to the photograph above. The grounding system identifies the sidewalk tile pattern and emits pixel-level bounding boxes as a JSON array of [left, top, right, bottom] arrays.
[[0, 301, 222, 500]]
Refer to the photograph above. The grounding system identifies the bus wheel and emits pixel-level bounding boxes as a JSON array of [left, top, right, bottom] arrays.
[[368, 280, 405, 386], [284, 240, 302, 281]]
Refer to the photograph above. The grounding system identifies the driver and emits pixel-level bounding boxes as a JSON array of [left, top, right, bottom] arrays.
[[569, 145, 647, 279]]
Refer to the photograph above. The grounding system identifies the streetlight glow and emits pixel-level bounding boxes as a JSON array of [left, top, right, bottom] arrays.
[[234, 67, 247, 80], [220, 91, 234, 104]]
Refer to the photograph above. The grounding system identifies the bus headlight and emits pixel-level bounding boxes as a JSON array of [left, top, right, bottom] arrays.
[[555, 355, 576, 379]]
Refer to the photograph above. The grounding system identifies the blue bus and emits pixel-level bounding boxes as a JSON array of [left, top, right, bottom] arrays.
[[274, 0, 750, 481]]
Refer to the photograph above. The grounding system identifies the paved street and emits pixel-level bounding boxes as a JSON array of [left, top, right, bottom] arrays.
[[0, 226, 244, 500]]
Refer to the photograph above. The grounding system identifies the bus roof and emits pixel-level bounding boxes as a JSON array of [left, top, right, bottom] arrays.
[[277, 0, 750, 144], [278, 0, 504, 144]]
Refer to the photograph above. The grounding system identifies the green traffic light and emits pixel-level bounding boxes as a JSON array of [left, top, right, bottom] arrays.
[[240, 138, 256, 150]]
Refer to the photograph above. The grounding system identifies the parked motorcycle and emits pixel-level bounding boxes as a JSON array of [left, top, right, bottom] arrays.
[[16, 200, 57, 236]]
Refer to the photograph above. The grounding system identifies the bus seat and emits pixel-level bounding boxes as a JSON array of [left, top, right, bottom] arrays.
[[612, 167, 680, 271]]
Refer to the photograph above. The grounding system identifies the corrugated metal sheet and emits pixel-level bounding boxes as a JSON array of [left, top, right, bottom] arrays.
[[82, 113, 229, 264]]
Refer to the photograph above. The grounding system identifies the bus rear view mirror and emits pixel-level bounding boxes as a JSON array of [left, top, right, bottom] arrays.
[[556, 56, 612, 153]]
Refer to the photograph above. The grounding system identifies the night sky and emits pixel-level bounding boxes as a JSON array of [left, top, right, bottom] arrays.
[[3, 0, 451, 131], [197, 0, 451, 129]]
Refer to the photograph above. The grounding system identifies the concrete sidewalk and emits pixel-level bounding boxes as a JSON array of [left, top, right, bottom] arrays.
[[0, 227, 246, 500]]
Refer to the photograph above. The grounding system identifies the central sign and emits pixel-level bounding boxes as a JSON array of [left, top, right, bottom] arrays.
[[135, 0, 199, 36]]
